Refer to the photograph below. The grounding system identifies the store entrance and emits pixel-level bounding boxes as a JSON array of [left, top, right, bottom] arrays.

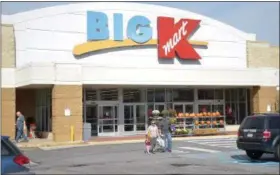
[[98, 104, 119, 136], [124, 104, 146, 133]]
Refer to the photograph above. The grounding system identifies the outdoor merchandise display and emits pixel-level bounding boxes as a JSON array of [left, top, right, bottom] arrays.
[[150, 109, 225, 136]]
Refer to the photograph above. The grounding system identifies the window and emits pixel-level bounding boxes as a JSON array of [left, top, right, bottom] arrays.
[[198, 89, 214, 100], [214, 89, 223, 100], [269, 117, 280, 129], [1, 141, 10, 156], [241, 117, 265, 129], [100, 89, 118, 101], [147, 89, 154, 102], [173, 89, 194, 102], [85, 89, 97, 101], [123, 89, 143, 103], [154, 88, 165, 102]]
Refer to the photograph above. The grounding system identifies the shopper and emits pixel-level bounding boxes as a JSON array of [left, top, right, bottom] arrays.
[[146, 120, 159, 154], [160, 115, 172, 152], [15, 111, 28, 143]]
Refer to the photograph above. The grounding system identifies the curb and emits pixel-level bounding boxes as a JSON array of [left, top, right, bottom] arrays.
[[18, 134, 237, 149]]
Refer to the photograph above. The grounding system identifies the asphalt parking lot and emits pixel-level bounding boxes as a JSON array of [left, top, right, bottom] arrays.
[[23, 137, 279, 174]]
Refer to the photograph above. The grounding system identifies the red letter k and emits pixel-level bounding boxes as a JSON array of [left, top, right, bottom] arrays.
[[157, 17, 201, 60]]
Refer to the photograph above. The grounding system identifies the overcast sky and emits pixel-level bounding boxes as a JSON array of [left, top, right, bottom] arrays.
[[1, 1, 279, 46]]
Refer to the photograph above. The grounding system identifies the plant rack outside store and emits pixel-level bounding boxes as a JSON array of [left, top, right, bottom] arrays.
[[149, 109, 225, 136]]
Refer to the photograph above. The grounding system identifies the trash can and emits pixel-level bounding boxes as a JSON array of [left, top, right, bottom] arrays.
[[83, 123, 92, 141]]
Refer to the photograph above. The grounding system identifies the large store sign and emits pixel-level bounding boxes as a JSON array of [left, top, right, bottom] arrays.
[[73, 11, 208, 60]]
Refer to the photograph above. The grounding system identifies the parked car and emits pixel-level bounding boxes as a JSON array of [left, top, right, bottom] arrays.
[[1, 135, 35, 174], [236, 113, 280, 161]]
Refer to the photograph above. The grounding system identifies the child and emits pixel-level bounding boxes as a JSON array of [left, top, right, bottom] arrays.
[[144, 136, 151, 154]]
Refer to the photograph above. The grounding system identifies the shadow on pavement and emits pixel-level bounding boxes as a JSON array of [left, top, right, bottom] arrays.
[[231, 154, 279, 164]]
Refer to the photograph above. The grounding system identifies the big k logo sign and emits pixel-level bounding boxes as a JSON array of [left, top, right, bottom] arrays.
[[158, 17, 202, 59], [73, 11, 208, 60]]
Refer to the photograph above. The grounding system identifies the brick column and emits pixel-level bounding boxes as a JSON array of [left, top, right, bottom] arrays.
[[52, 85, 83, 142], [1, 88, 16, 138], [250, 86, 278, 113]]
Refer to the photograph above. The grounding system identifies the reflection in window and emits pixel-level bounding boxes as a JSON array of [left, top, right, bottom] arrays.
[[214, 89, 223, 99], [123, 89, 143, 103], [155, 89, 165, 102], [212, 104, 224, 115], [100, 89, 118, 101], [147, 89, 154, 102], [238, 102, 246, 124], [185, 105, 193, 113], [198, 105, 211, 113], [173, 89, 194, 102], [198, 89, 214, 100]]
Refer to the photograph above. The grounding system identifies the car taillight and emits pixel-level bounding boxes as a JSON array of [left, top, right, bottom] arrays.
[[263, 130, 271, 140], [13, 154, 30, 166]]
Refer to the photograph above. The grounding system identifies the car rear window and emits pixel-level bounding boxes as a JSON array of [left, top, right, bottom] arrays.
[[240, 117, 265, 129], [1, 140, 13, 156], [268, 116, 280, 129], [1, 139, 21, 156]]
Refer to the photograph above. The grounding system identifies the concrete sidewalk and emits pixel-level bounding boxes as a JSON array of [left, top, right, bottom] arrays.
[[17, 134, 237, 149]]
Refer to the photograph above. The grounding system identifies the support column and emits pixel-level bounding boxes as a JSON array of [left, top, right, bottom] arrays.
[[118, 88, 124, 134], [52, 85, 83, 142], [1, 88, 15, 138], [250, 86, 278, 113]]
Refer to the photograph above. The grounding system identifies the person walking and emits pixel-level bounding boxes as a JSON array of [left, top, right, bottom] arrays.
[[160, 115, 172, 152], [15, 111, 28, 143], [146, 120, 159, 154]]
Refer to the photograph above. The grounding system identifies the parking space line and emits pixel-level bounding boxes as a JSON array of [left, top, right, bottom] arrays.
[[179, 146, 220, 153]]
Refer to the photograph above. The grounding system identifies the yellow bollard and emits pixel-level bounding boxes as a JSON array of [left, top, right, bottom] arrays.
[[70, 125, 74, 142]]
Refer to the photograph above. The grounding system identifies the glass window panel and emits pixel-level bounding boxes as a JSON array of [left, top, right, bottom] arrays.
[[198, 104, 211, 113], [174, 104, 184, 115], [136, 105, 146, 124], [147, 89, 154, 102], [124, 105, 134, 125], [85, 89, 97, 101], [185, 105, 194, 113], [154, 104, 165, 113], [230, 89, 238, 102], [103, 125, 114, 132], [166, 103, 173, 110], [173, 89, 194, 102], [225, 89, 231, 102], [166, 89, 173, 102], [123, 89, 142, 103], [147, 104, 154, 117], [100, 89, 118, 101], [212, 104, 224, 115], [238, 102, 246, 124], [198, 89, 214, 100], [214, 89, 223, 100], [154, 88, 165, 102], [238, 89, 246, 102], [136, 124, 146, 131]]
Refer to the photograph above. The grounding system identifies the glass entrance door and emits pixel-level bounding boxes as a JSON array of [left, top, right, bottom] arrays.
[[85, 105, 98, 136], [124, 104, 147, 132], [98, 105, 118, 135]]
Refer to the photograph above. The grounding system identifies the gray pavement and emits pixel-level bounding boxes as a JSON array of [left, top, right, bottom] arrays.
[[23, 137, 279, 174]]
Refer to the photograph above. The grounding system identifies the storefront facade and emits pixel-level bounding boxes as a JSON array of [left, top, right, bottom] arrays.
[[1, 3, 279, 141]]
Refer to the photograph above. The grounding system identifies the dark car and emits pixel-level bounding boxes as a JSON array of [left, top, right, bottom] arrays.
[[236, 113, 280, 161], [1, 136, 35, 174]]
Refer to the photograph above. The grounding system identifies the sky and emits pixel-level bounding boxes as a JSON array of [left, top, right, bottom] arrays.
[[1, 1, 279, 46]]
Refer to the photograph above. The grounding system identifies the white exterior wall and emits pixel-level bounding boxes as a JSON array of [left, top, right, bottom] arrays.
[[1, 2, 278, 87]]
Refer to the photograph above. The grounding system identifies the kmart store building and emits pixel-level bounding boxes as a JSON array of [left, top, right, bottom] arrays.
[[1, 3, 279, 142]]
